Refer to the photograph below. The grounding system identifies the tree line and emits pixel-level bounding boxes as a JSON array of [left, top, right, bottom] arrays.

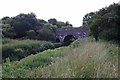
[[1, 13, 72, 42], [1, 2, 119, 43], [82, 3, 120, 42]]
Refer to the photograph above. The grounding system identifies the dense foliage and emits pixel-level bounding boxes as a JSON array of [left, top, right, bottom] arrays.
[[2, 13, 73, 41], [83, 3, 120, 42], [48, 18, 72, 28], [2, 38, 55, 61], [1, 13, 74, 61], [2, 38, 118, 78]]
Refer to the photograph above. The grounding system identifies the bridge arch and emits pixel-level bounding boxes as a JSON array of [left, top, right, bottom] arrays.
[[63, 35, 76, 46], [56, 38, 60, 42]]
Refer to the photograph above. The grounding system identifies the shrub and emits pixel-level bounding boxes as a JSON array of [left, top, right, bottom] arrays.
[[2, 46, 69, 78], [2, 39, 55, 61], [2, 38, 14, 44]]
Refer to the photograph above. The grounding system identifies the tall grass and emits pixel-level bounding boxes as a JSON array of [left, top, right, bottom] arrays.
[[0, 64, 2, 79], [2, 38, 118, 78], [2, 38, 55, 61], [30, 39, 118, 78]]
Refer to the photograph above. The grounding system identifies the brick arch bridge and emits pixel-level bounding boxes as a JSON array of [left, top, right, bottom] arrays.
[[54, 27, 88, 44]]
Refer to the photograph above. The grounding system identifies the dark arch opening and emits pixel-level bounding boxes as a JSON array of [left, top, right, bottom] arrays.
[[56, 38, 60, 42], [63, 35, 76, 46]]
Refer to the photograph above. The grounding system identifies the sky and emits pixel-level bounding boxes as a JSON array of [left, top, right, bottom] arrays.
[[0, 0, 119, 27]]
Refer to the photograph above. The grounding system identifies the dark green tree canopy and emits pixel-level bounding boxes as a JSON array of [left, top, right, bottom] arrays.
[[48, 18, 57, 25], [1, 13, 73, 41], [83, 3, 120, 42], [48, 18, 73, 28]]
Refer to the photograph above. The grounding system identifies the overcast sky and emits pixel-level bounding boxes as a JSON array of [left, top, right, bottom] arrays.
[[0, 0, 119, 27]]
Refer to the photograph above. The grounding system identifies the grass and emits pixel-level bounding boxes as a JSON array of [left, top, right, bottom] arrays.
[[0, 34, 1, 78], [32, 39, 118, 78], [0, 64, 1, 79], [2, 38, 55, 61], [2, 38, 119, 78]]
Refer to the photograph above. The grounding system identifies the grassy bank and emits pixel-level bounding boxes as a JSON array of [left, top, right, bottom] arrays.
[[2, 38, 55, 61], [2, 38, 118, 78]]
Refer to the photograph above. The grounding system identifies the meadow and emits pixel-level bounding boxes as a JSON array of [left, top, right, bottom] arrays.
[[2, 38, 118, 78]]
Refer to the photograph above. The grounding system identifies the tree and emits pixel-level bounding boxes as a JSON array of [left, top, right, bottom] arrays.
[[36, 28, 55, 41], [65, 21, 72, 26], [27, 30, 36, 39], [48, 19, 73, 28], [48, 18, 57, 25], [83, 3, 120, 42], [2, 24, 16, 38], [82, 12, 95, 26], [1, 12, 73, 42], [88, 16, 102, 41], [7, 13, 37, 38]]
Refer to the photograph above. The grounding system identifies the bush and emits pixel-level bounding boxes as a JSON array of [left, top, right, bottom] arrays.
[[2, 38, 14, 44], [2, 39, 55, 61], [27, 30, 36, 39], [2, 46, 69, 78], [36, 28, 56, 42]]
